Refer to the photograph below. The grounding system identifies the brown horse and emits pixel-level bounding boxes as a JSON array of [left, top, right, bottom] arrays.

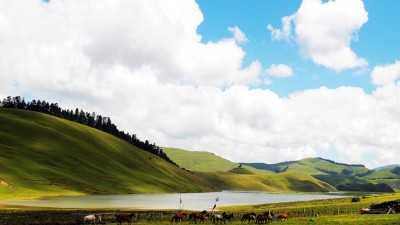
[[256, 211, 274, 224], [171, 212, 187, 223], [189, 210, 207, 224], [116, 213, 136, 225], [277, 212, 290, 221]]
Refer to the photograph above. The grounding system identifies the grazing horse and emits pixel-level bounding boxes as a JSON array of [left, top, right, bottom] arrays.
[[83, 214, 101, 224], [222, 212, 234, 222], [171, 212, 187, 223], [189, 210, 207, 224], [241, 213, 256, 223], [116, 213, 136, 225], [211, 214, 224, 224], [256, 211, 274, 224], [277, 212, 290, 221]]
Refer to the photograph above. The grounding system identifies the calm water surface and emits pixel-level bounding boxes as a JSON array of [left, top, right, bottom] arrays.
[[0, 191, 345, 210]]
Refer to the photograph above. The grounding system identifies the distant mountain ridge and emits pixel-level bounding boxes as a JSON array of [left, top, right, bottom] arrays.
[[242, 157, 372, 176], [374, 164, 400, 171], [242, 158, 399, 192]]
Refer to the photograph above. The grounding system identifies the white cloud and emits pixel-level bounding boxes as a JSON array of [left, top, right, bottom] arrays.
[[228, 26, 248, 44], [1, 0, 400, 169], [371, 60, 400, 86], [265, 64, 293, 78], [268, 0, 368, 72], [0, 0, 260, 92], [267, 15, 295, 41]]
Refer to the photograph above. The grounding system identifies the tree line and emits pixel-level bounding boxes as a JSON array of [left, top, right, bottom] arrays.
[[0, 96, 176, 166]]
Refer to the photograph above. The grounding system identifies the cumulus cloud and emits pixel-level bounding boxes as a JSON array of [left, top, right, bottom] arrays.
[[228, 26, 248, 44], [371, 60, 400, 86], [0, 0, 260, 92], [268, 0, 368, 72], [265, 64, 293, 78], [1, 0, 400, 168]]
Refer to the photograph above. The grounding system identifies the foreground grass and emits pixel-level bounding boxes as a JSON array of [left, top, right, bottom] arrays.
[[0, 210, 398, 224], [219, 193, 400, 213]]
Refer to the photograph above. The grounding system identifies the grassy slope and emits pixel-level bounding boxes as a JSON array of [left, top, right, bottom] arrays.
[[0, 109, 215, 199], [164, 148, 336, 192], [363, 168, 400, 192], [364, 167, 400, 179], [244, 158, 400, 192], [162, 148, 239, 172], [243, 158, 371, 176]]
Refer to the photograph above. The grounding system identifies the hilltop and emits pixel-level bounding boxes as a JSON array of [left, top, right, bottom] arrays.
[[0, 109, 215, 199], [162, 148, 239, 172]]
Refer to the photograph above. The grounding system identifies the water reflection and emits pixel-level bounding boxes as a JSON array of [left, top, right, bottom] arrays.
[[0, 191, 345, 210]]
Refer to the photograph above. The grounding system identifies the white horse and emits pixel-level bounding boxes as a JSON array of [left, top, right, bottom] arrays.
[[83, 214, 101, 224], [211, 214, 224, 224]]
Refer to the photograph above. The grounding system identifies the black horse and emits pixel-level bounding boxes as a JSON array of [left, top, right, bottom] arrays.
[[241, 212, 256, 223], [222, 212, 234, 222]]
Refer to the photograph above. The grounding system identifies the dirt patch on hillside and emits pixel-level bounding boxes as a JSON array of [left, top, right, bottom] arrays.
[[0, 178, 13, 187]]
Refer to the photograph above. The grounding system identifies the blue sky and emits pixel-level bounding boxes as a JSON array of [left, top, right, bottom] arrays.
[[1, 0, 400, 168], [197, 0, 400, 96]]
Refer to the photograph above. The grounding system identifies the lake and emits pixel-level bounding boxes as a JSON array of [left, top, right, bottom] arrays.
[[0, 191, 346, 210]]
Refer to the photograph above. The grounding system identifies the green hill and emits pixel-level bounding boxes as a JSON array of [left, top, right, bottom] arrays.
[[243, 158, 371, 176], [364, 167, 400, 179], [163, 148, 336, 192], [243, 158, 398, 192], [363, 167, 400, 192], [162, 148, 239, 172], [0, 109, 216, 199]]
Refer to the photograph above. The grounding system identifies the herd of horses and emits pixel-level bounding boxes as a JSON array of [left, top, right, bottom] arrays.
[[81, 210, 290, 224], [171, 210, 290, 224]]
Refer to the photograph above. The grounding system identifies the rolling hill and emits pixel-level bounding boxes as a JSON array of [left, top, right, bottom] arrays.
[[163, 148, 337, 192], [243, 158, 371, 176], [0, 109, 216, 199], [243, 159, 398, 192]]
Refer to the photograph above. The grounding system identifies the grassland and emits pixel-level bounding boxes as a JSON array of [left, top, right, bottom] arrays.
[[0, 109, 215, 199], [0, 193, 399, 224], [219, 193, 400, 213]]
